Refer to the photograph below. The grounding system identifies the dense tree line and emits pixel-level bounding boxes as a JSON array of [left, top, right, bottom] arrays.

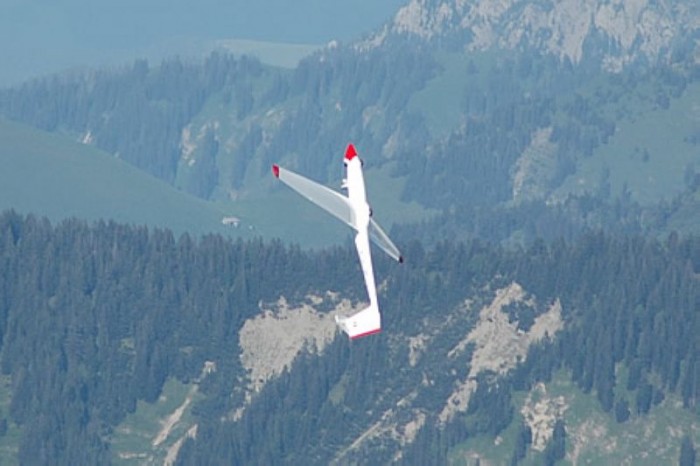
[[0, 210, 698, 463], [508, 232, 700, 413], [175, 229, 699, 464], [0, 210, 359, 463]]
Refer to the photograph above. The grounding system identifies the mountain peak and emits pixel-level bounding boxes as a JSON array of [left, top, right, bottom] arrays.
[[370, 0, 700, 71]]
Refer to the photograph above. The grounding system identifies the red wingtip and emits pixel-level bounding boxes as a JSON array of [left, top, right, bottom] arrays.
[[345, 143, 357, 161], [272, 164, 280, 178]]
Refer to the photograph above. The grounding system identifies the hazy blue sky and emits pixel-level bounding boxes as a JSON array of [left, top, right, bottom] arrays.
[[0, 0, 405, 86]]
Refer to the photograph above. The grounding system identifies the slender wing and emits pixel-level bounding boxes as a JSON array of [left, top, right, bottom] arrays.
[[273, 164, 356, 230], [369, 218, 403, 263]]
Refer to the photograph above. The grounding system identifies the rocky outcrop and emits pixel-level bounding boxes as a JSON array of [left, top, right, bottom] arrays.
[[368, 0, 700, 71]]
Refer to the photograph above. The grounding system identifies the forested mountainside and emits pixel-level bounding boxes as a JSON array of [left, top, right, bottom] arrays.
[[1, 1, 699, 463], [0, 210, 697, 464], [0, 54, 267, 186], [1, 0, 700, 246]]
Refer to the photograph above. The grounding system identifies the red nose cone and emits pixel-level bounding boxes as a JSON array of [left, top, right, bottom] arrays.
[[272, 164, 280, 178], [345, 143, 357, 161]]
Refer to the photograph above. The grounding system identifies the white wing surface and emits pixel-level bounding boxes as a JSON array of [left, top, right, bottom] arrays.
[[369, 218, 403, 263], [273, 164, 356, 230]]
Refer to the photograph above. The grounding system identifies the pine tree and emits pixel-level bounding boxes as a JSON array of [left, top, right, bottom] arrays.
[[679, 435, 696, 466]]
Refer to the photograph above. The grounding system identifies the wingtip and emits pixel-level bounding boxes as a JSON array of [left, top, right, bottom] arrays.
[[272, 164, 280, 178], [345, 143, 357, 160]]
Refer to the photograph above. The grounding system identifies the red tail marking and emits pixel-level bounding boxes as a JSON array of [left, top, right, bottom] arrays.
[[272, 164, 280, 178], [345, 143, 357, 160], [350, 328, 381, 340]]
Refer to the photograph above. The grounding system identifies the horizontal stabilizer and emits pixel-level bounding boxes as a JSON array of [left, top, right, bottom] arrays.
[[335, 304, 381, 340]]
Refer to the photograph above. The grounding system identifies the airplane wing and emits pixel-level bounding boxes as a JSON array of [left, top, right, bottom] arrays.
[[272, 164, 356, 230], [369, 218, 403, 263]]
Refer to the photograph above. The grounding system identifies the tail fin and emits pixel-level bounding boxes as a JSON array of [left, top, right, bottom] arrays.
[[335, 304, 381, 339]]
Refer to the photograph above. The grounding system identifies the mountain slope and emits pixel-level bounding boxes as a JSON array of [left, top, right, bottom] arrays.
[[0, 117, 236, 236], [2, 0, 700, 247], [1, 2, 699, 465], [377, 0, 700, 71], [0, 199, 698, 464]]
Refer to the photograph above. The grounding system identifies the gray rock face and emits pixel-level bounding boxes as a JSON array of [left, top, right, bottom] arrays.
[[369, 0, 700, 71]]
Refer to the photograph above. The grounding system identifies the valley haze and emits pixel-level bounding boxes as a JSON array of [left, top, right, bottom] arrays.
[[0, 0, 405, 86]]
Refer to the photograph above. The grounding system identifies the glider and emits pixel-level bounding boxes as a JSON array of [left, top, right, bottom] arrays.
[[272, 144, 403, 339]]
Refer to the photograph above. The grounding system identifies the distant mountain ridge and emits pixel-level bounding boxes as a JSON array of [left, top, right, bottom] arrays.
[[365, 0, 700, 71], [0, 0, 406, 86], [2, 0, 700, 247]]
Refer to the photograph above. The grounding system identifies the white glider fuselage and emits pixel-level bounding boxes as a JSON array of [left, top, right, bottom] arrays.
[[343, 148, 379, 311], [272, 144, 401, 339]]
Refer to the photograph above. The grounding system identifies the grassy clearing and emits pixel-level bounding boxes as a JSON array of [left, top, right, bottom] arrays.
[[537, 372, 698, 465], [407, 51, 473, 136], [110, 378, 199, 465], [555, 80, 700, 206], [448, 418, 522, 466], [0, 118, 239, 238], [448, 370, 699, 465]]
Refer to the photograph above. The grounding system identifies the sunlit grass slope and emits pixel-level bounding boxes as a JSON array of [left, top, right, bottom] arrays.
[[0, 117, 245, 237]]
